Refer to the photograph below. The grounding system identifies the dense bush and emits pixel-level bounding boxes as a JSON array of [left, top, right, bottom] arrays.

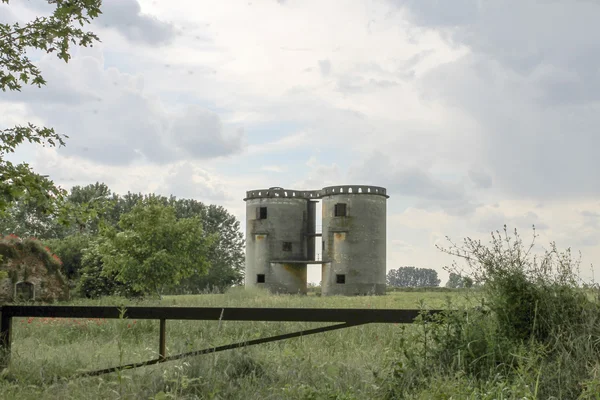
[[382, 226, 600, 399], [2, 183, 245, 296], [445, 272, 474, 288], [76, 239, 141, 298], [0, 234, 63, 275], [43, 234, 92, 280]]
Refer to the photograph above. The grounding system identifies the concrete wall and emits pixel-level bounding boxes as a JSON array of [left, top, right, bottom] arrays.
[[245, 196, 309, 294], [321, 191, 387, 295], [244, 185, 388, 296], [269, 262, 307, 294]]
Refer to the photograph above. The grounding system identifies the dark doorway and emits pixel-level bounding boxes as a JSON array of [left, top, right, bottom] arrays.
[[15, 281, 34, 301]]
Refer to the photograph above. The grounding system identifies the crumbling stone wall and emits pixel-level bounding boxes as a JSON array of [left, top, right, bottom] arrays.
[[0, 236, 69, 303]]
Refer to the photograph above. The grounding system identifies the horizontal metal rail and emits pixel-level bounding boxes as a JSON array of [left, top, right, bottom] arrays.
[[0, 306, 440, 322], [0, 306, 443, 377], [77, 321, 362, 377]]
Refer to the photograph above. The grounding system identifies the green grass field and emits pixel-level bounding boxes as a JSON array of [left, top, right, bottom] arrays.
[[0, 289, 478, 399]]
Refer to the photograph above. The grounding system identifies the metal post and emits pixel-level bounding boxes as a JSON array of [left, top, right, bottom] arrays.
[[159, 319, 166, 360], [0, 312, 12, 369]]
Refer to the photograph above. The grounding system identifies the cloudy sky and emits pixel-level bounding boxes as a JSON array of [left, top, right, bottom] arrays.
[[2, 0, 600, 284]]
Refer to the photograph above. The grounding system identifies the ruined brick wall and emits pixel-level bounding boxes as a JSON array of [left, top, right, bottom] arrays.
[[0, 237, 69, 303]]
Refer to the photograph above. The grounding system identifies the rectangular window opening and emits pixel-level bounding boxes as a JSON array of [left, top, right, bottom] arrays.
[[336, 274, 346, 284], [256, 274, 265, 283], [257, 206, 267, 220], [282, 241, 292, 252], [334, 203, 347, 217]]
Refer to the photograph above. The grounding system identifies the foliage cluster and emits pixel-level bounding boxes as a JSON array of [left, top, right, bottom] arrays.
[[0, 0, 101, 218], [0, 234, 63, 275], [99, 200, 216, 296], [382, 226, 600, 399], [386, 266, 441, 288], [0, 183, 245, 298], [445, 271, 474, 288]]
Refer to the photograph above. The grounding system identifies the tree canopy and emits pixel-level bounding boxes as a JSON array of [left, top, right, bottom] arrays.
[[1, 182, 246, 295], [0, 0, 102, 217], [99, 200, 217, 296]]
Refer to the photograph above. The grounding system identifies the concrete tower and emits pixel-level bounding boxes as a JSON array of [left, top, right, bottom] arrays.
[[321, 185, 388, 295], [244, 187, 319, 294], [244, 185, 388, 296]]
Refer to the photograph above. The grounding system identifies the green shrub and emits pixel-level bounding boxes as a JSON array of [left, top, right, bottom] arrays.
[[382, 226, 600, 399], [76, 238, 141, 298], [43, 234, 93, 280]]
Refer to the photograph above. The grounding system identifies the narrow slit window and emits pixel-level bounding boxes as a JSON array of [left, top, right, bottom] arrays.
[[256, 274, 265, 283], [336, 274, 346, 284], [256, 206, 268, 220], [282, 241, 292, 252], [334, 203, 347, 217]]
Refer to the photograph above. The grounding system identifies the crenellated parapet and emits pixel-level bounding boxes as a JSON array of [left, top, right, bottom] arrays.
[[244, 185, 389, 201], [320, 185, 388, 198]]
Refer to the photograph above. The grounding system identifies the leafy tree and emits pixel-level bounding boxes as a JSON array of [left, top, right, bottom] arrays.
[[113, 194, 245, 292], [44, 234, 92, 280], [445, 272, 474, 288], [100, 200, 216, 297], [0, 0, 101, 215], [62, 182, 116, 235], [1, 182, 116, 239], [171, 202, 244, 292], [0, 193, 63, 238], [387, 266, 441, 287], [76, 237, 139, 298], [111, 191, 144, 219], [1, 180, 246, 293]]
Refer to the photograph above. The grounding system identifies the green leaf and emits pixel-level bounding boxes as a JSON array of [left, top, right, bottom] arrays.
[[0, 0, 101, 215]]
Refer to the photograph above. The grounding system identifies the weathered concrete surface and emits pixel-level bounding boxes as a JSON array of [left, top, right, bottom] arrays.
[[244, 185, 388, 296], [269, 262, 308, 294], [245, 196, 310, 294], [321, 193, 387, 296]]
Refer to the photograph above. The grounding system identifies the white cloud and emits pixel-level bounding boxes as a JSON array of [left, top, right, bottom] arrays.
[[261, 165, 287, 173], [3, 0, 600, 283], [3, 49, 244, 166]]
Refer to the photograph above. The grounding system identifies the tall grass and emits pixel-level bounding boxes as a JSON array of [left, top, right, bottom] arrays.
[[2, 227, 598, 398], [0, 288, 471, 399]]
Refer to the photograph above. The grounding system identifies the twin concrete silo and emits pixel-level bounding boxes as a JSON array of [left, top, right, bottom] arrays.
[[244, 185, 388, 296], [244, 188, 319, 294]]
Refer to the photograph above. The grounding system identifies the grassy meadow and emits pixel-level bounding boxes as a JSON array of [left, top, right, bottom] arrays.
[[0, 289, 477, 400]]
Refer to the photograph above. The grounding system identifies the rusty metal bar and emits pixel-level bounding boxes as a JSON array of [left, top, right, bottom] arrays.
[[0, 306, 442, 323], [159, 319, 166, 360], [78, 321, 363, 377], [0, 312, 11, 369]]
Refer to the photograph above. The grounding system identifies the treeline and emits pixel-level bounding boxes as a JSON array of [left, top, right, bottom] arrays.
[[386, 266, 441, 288], [0, 182, 244, 297], [445, 272, 474, 288]]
